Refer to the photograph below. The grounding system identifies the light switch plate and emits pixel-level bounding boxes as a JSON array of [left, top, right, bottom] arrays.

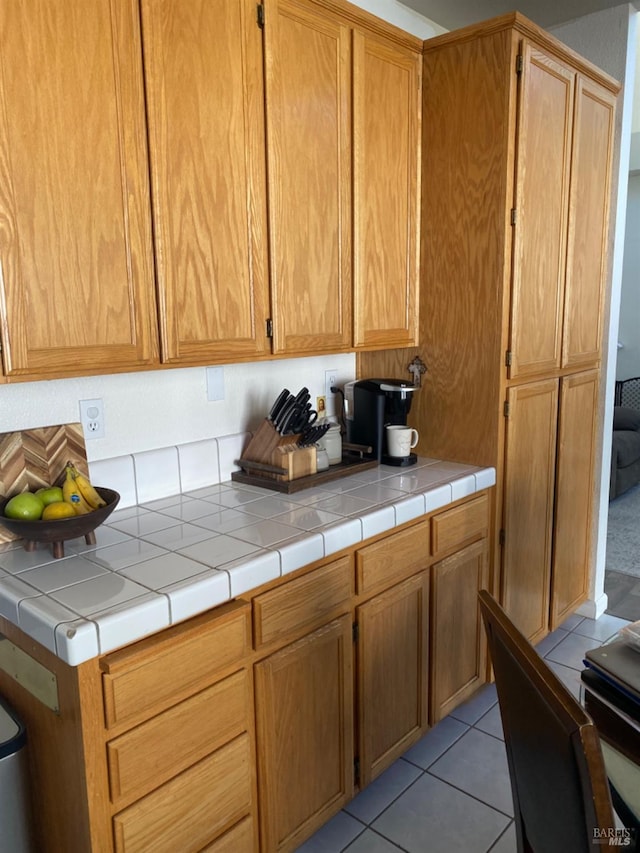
[[206, 366, 225, 401]]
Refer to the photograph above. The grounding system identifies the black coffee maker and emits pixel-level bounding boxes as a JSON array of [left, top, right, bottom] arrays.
[[344, 379, 418, 466]]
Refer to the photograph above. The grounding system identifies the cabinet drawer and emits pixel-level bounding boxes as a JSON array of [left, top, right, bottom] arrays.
[[201, 815, 254, 852], [107, 669, 251, 807], [102, 600, 250, 729], [356, 519, 430, 596], [431, 494, 488, 558], [253, 556, 352, 649], [113, 732, 252, 853]]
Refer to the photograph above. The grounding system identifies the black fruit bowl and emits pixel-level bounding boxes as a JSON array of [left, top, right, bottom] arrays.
[[0, 487, 120, 558]]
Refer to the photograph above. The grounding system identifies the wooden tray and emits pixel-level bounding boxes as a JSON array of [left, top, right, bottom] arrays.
[[231, 455, 378, 493]]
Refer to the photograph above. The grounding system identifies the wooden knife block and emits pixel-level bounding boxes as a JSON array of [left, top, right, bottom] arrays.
[[239, 419, 316, 482], [271, 445, 317, 481]]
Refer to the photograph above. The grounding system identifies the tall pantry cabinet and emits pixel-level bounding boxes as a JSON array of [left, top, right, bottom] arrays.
[[358, 13, 618, 643]]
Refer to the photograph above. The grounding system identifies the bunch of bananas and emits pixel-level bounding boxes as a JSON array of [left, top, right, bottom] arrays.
[[62, 462, 106, 515]]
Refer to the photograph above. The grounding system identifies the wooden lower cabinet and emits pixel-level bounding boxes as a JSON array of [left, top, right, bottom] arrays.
[[202, 816, 255, 852], [254, 615, 354, 852], [112, 733, 253, 853], [430, 539, 489, 723], [502, 379, 559, 643], [0, 492, 492, 853], [104, 602, 258, 853], [501, 371, 598, 641], [550, 370, 600, 628], [356, 571, 429, 786], [106, 670, 251, 809]]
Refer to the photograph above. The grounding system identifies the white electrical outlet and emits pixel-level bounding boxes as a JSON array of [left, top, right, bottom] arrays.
[[79, 398, 105, 439], [325, 369, 338, 416]]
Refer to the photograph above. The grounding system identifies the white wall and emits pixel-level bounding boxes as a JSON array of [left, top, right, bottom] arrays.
[[632, 131, 640, 169], [0, 354, 356, 460], [617, 174, 640, 378], [350, 0, 444, 36], [0, 0, 440, 464]]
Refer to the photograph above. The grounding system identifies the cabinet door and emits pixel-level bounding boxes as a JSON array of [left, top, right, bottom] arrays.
[[141, 0, 270, 364], [352, 31, 420, 349], [255, 615, 353, 852], [562, 78, 616, 370], [502, 379, 558, 643], [264, 0, 352, 355], [550, 370, 599, 628], [0, 0, 158, 379], [430, 539, 488, 723], [509, 43, 574, 380], [357, 572, 429, 786]]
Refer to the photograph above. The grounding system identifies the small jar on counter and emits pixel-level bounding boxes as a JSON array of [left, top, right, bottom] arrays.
[[316, 447, 330, 471], [317, 420, 342, 465]]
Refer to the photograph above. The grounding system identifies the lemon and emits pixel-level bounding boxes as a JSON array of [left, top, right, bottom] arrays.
[[42, 501, 76, 521], [4, 492, 44, 520]]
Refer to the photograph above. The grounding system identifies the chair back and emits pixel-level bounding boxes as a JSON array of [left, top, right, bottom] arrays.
[[615, 377, 640, 409], [478, 590, 614, 853]]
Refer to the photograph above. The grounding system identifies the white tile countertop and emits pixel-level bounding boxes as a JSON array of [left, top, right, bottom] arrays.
[[0, 457, 495, 666]]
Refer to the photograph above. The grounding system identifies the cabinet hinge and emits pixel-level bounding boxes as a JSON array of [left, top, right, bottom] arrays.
[[510, 208, 517, 226], [504, 400, 510, 418], [516, 54, 524, 74], [257, 3, 264, 28], [266, 318, 273, 338], [505, 350, 512, 368], [352, 622, 359, 643], [354, 757, 360, 785], [499, 529, 506, 546]]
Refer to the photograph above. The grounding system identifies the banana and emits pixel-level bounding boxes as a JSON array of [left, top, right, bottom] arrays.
[[62, 467, 92, 515], [68, 463, 106, 509]]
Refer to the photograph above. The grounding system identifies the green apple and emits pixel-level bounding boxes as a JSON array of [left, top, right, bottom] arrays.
[[36, 486, 64, 507], [4, 492, 44, 520]]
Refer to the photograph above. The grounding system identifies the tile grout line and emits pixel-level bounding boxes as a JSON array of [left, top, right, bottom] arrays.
[[423, 768, 515, 821]]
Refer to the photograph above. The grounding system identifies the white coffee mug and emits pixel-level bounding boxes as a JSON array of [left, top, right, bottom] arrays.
[[386, 424, 419, 457]]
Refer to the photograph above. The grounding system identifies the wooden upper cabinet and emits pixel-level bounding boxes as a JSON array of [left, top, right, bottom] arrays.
[[509, 43, 574, 380], [0, 0, 158, 380], [264, 0, 352, 355], [562, 78, 615, 370], [352, 31, 421, 349], [141, 0, 270, 364]]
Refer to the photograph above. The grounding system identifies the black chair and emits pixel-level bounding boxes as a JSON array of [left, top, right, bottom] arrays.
[[478, 590, 618, 852], [615, 376, 640, 409]]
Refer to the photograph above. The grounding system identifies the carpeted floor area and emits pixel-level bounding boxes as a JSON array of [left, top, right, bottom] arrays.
[[606, 483, 640, 620], [605, 570, 640, 620], [607, 483, 640, 577]]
